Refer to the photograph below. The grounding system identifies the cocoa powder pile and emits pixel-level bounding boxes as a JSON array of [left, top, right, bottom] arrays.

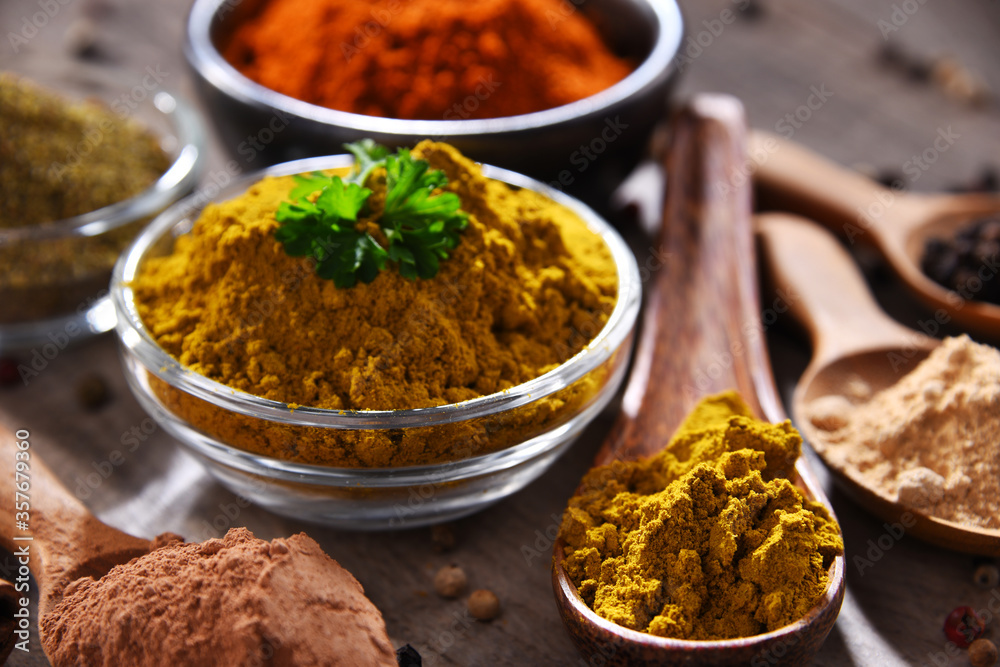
[[40, 528, 396, 666]]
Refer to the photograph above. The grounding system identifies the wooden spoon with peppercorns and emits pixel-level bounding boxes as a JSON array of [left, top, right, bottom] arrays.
[[551, 95, 846, 666], [751, 130, 1000, 339], [757, 211, 1000, 556]]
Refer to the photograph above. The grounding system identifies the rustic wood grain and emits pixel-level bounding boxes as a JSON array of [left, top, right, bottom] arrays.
[[1, 0, 999, 665]]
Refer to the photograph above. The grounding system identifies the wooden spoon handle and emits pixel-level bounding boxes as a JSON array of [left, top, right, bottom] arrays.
[[595, 95, 780, 465], [750, 131, 926, 241], [756, 213, 922, 364], [0, 428, 150, 616]]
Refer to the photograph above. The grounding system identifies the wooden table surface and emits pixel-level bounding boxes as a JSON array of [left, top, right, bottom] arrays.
[[2, 0, 1000, 665]]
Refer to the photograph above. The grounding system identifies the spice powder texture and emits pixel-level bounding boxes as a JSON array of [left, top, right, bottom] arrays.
[[0, 74, 171, 322], [223, 0, 634, 120], [133, 141, 618, 467], [0, 73, 169, 228], [40, 528, 397, 667], [806, 334, 1000, 530], [559, 391, 843, 640]]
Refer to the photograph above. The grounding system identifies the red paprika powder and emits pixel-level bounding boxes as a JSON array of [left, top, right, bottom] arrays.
[[224, 0, 634, 120]]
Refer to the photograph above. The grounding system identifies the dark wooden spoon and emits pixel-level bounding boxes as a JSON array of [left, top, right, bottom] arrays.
[[551, 95, 846, 666]]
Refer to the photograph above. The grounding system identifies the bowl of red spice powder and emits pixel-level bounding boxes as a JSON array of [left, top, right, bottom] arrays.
[[184, 0, 683, 211]]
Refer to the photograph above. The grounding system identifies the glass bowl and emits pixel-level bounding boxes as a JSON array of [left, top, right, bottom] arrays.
[[112, 156, 641, 529], [0, 64, 205, 350]]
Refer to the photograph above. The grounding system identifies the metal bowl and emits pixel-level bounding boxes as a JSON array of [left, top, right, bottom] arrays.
[[183, 0, 683, 211]]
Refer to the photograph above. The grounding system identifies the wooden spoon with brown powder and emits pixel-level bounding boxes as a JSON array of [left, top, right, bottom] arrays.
[[0, 427, 397, 666], [757, 212, 1000, 556]]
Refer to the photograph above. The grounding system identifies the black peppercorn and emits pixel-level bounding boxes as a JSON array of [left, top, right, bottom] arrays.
[[921, 216, 1000, 306], [396, 644, 422, 667], [76, 373, 111, 411]]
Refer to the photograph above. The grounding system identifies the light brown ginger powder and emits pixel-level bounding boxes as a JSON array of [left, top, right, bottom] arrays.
[[806, 334, 1000, 529]]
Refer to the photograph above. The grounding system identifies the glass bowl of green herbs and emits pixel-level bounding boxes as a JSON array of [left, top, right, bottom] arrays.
[[0, 64, 204, 353], [112, 154, 641, 529]]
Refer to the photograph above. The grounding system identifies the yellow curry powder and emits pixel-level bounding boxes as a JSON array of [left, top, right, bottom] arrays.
[[133, 141, 618, 467], [559, 391, 843, 640]]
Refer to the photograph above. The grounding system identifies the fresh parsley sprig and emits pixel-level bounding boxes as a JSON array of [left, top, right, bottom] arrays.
[[274, 141, 468, 287]]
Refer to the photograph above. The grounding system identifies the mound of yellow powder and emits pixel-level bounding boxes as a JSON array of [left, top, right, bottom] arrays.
[[559, 392, 843, 640], [132, 141, 618, 467]]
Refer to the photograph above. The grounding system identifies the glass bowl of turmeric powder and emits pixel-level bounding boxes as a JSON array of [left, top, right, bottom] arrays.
[[112, 143, 641, 529], [183, 0, 683, 212], [0, 64, 204, 352]]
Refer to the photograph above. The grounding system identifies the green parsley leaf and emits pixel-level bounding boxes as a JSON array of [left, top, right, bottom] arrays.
[[274, 172, 376, 288], [344, 140, 391, 187], [286, 172, 329, 201], [380, 150, 468, 279], [274, 142, 468, 287]]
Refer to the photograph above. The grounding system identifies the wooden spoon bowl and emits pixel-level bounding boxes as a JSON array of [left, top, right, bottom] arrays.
[[751, 130, 1000, 338], [551, 96, 845, 666], [757, 212, 1000, 556]]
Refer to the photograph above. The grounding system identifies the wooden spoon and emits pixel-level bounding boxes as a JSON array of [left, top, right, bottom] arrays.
[[0, 427, 399, 665], [551, 96, 846, 666], [0, 428, 153, 649], [757, 212, 1000, 556], [750, 130, 1000, 338]]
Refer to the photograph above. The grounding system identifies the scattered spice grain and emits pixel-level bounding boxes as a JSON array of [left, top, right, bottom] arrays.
[[0, 359, 19, 387], [467, 589, 500, 621], [970, 639, 999, 667], [433, 564, 467, 599], [974, 563, 1000, 590], [430, 524, 456, 553], [75, 373, 111, 411], [395, 644, 423, 667], [944, 606, 987, 649]]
